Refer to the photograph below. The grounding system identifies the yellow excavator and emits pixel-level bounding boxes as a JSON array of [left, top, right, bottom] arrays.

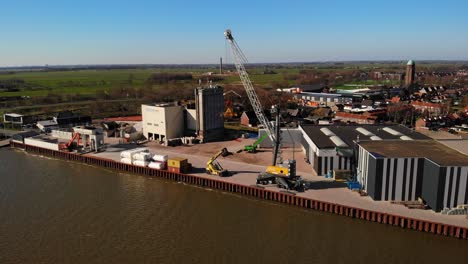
[[206, 148, 230, 177]]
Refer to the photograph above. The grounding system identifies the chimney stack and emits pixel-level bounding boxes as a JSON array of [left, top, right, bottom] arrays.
[[219, 57, 223, 74]]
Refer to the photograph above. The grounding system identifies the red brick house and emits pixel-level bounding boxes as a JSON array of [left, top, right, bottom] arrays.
[[415, 118, 428, 130], [334, 112, 377, 124], [240, 111, 259, 127], [411, 101, 443, 116]]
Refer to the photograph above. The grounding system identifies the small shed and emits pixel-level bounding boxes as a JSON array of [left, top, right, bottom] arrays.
[[240, 111, 259, 127]]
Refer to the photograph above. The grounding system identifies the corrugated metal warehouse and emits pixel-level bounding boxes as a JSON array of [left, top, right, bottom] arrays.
[[299, 124, 430, 176], [357, 140, 468, 212], [194, 85, 225, 142]]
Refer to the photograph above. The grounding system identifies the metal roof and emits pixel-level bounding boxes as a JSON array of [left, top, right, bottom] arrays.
[[300, 124, 430, 149], [37, 120, 58, 127], [438, 140, 468, 155], [4, 113, 23, 118], [359, 140, 468, 167]]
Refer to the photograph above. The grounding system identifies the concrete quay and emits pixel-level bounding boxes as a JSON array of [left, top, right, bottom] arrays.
[[10, 141, 468, 240]]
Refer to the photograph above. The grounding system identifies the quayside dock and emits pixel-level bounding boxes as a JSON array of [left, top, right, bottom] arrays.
[[10, 141, 468, 240]]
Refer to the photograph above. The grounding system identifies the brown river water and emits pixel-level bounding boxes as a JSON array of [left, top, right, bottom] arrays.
[[0, 148, 467, 263]]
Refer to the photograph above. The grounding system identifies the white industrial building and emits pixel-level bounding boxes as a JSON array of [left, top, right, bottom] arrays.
[[142, 85, 225, 144], [142, 103, 184, 142], [298, 124, 431, 176], [3, 113, 35, 126], [186, 109, 197, 131], [21, 126, 104, 152]]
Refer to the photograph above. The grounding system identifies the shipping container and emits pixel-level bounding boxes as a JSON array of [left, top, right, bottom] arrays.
[[168, 157, 188, 168], [168, 166, 181, 173]]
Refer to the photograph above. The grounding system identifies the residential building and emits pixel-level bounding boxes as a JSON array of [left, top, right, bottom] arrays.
[[334, 112, 377, 124], [411, 101, 443, 116], [240, 111, 259, 127], [294, 92, 355, 106]]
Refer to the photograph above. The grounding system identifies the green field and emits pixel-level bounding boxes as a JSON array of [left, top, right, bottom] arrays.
[[0, 67, 299, 119], [1, 62, 462, 99], [0, 67, 305, 98], [0, 69, 177, 97], [4, 60, 457, 98]]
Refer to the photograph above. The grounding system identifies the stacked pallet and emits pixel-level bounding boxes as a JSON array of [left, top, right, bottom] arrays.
[[120, 148, 149, 165], [149, 154, 168, 170], [120, 149, 190, 173]]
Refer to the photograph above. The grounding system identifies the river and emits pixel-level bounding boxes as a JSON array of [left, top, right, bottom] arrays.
[[0, 148, 466, 263]]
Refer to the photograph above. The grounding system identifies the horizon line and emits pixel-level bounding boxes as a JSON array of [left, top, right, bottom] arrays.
[[2, 59, 468, 69]]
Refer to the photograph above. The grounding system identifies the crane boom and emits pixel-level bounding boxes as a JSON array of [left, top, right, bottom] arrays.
[[224, 30, 275, 141], [225, 29, 282, 165]]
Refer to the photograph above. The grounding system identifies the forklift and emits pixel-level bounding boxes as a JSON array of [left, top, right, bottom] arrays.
[[206, 148, 230, 177]]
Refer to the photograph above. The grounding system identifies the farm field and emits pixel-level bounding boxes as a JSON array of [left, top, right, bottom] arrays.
[[0, 68, 294, 97], [0, 68, 192, 97], [0, 63, 419, 98]]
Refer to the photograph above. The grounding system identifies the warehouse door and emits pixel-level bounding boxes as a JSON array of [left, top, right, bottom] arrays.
[[301, 137, 310, 163]]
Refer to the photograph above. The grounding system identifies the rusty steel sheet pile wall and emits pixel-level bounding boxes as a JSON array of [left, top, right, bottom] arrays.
[[9, 141, 468, 240]]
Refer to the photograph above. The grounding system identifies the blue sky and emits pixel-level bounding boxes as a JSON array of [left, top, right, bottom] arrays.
[[1, 0, 467, 66]]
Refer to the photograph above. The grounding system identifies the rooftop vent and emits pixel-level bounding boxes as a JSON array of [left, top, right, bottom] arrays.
[[356, 127, 375, 136], [400, 136, 413, 141], [330, 136, 348, 147], [382, 127, 403, 136], [320, 127, 336, 136]]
